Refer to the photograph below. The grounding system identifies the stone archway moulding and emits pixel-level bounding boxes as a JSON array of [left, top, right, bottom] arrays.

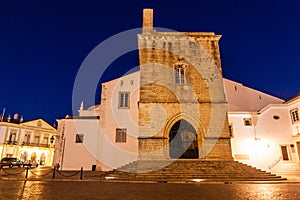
[[163, 112, 205, 142]]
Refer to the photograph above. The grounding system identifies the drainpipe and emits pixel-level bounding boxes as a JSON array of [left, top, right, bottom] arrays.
[[252, 113, 259, 140]]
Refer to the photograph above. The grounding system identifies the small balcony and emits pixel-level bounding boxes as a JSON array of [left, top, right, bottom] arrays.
[[6, 140, 18, 145], [21, 141, 50, 148], [39, 143, 50, 147], [22, 141, 31, 146]]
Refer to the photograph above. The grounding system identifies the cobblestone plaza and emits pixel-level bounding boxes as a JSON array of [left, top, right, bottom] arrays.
[[1, 180, 300, 200], [1, 167, 300, 199]]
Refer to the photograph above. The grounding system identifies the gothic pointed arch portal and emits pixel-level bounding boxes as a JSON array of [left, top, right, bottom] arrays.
[[169, 119, 199, 159]]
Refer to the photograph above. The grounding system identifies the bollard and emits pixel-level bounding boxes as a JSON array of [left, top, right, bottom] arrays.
[[52, 167, 56, 179], [80, 167, 83, 180], [25, 167, 29, 179]]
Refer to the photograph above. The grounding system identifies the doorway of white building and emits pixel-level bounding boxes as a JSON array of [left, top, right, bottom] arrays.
[[280, 145, 289, 161], [297, 142, 300, 161]]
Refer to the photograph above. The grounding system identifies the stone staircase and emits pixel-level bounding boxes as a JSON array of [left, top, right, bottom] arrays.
[[105, 160, 286, 182], [271, 161, 300, 180]]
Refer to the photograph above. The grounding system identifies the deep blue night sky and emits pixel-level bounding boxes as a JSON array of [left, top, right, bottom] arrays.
[[0, 0, 299, 124]]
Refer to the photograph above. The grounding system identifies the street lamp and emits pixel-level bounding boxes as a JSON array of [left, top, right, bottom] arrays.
[[50, 135, 54, 144]]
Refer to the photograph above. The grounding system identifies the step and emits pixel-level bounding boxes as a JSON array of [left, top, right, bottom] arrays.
[[109, 160, 285, 181]]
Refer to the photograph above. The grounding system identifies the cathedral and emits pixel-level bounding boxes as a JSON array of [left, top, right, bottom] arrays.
[[54, 9, 300, 176]]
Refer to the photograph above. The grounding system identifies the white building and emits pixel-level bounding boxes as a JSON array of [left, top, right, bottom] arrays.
[[55, 72, 139, 171], [224, 79, 297, 171], [55, 71, 300, 172], [0, 114, 56, 166]]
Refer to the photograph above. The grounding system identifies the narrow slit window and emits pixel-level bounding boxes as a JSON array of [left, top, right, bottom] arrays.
[[174, 64, 187, 85]]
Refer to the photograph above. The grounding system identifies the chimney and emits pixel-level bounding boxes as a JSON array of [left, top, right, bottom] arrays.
[[143, 8, 153, 32]]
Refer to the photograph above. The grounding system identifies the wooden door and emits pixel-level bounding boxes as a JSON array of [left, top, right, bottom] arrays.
[[281, 146, 289, 161]]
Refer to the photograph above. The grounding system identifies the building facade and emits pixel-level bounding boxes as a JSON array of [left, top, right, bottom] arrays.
[[0, 115, 56, 166], [137, 9, 232, 161], [54, 9, 300, 172], [54, 72, 140, 171], [227, 88, 300, 171]]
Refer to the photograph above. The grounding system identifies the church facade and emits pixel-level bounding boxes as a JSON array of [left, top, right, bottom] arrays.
[[137, 9, 232, 161], [54, 9, 300, 172]]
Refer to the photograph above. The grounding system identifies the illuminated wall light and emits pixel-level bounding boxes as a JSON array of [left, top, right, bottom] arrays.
[[192, 179, 204, 182], [105, 176, 116, 180]]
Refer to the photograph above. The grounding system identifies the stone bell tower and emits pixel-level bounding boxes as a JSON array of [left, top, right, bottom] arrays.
[[137, 9, 232, 161]]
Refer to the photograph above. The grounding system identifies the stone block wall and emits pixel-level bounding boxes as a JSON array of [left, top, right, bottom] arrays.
[[137, 11, 232, 161]]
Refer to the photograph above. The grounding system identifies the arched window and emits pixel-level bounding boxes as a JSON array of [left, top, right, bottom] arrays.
[[40, 153, 46, 165], [31, 152, 37, 161], [20, 151, 28, 162]]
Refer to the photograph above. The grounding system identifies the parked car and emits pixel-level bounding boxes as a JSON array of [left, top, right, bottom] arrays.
[[22, 160, 39, 168], [0, 157, 22, 168]]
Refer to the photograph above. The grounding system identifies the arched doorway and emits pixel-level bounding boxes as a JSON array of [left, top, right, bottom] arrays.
[[20, 151, 28, 162], [31, 152, 37, 161], [169, 119, 199, 159], [40, 153, 46, 165]]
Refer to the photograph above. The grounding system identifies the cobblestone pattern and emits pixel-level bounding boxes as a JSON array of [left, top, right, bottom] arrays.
[[1, 180, 300, 200]]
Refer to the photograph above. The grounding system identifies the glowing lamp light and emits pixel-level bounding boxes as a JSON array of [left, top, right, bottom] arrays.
[[192, 179, 204, 182], [105, 176, 116, 180], [50, 136, 54, 144]]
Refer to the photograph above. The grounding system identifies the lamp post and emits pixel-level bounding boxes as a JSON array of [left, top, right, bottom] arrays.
[[49, 135, 57, 168], [50, 136, 54, 144]]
